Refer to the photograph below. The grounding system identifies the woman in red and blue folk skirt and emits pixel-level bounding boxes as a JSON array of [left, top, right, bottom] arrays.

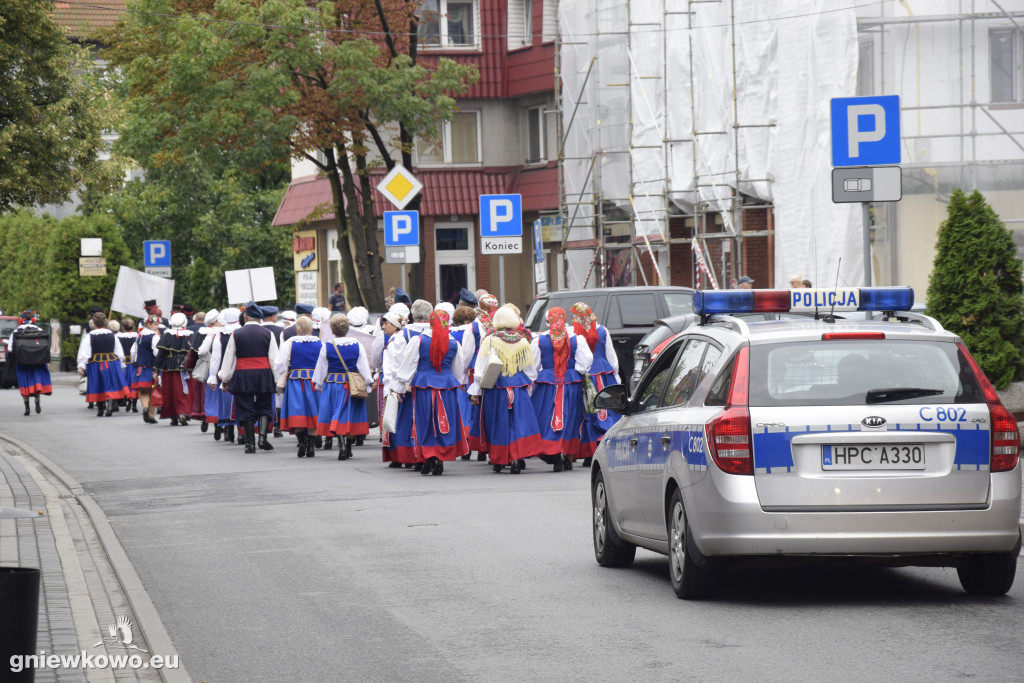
[[467, 294, 499, 458], [468, 308, 542, 474], [276, 316, 322, 458], [154, 313, 195, 426], [77, 312, 129, 417], [571, 302, 621, 464], [116, 318, 139, 414], [314, 314, 373, 461], [131, 315, 161, 423], [530, 307, 593, 472], [393, 309, 468, 476], [449, 306, 478, 460], [6, 310, 52, 416]]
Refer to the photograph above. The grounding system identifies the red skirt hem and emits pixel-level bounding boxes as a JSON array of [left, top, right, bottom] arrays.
[[86, 389, 129, 402], [392, 445, 422, 464], [281, 416, 318, 431], [316, 421, 370, 437], [19, 383, 52, 398], [486, 434, 545, 465]]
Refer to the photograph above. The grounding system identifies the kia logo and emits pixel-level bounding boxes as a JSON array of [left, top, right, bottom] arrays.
[[862, 416, 887, 428]]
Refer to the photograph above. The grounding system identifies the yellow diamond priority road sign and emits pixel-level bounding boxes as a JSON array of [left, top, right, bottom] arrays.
[[376, 165, 423, 210]]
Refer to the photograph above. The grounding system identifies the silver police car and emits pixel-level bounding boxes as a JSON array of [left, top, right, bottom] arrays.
[[591, 287, 1022, 599]]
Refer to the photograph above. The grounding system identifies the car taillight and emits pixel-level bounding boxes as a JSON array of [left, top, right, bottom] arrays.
[[957, 342, 1020, 473], [705, 347, 752, 475], [821, 332, 885, 340]]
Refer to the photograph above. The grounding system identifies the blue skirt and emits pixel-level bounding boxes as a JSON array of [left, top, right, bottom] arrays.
[[317, 381, 368, 437], [412, 386, 466, 460], [131, 365, 155, 390], [85, 361, 129, 402], [15, 364, 52, 398], [215, 384, 235, 425], [391, 391, 418, 463], [281, 377, 320, 431], [531, 380, 586, 458], [203, 384, 219, 423], [481, 386, 542, 465]]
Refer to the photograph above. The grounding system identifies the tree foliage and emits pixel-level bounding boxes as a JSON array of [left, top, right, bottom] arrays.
[[0, 0, 106, 212], [102, 0, 479, 309], [926, 189, 1024, 388], [0, 210, 130, 321]]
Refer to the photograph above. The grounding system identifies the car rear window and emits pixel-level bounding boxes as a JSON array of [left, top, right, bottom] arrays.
[[0, 320, 19, 338], [615, 293, 658, 326], [749, 340, 986, 406], [526, 294, 603, 332], [664, 292, 694, 317]]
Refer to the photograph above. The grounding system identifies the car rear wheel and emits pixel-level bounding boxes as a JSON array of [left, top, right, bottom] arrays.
[[668, 488, 718, 600], [957, 543, 1019, 596], [592, 472, 636, 568]]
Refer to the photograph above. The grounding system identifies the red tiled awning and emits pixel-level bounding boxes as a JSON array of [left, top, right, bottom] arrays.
[[273, 166, 560, 227]]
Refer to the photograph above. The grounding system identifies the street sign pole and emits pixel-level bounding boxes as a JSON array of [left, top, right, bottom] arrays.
[[499, 255, 506, 304], [401, 263, 407, 293], [863, 203, 871, 287]]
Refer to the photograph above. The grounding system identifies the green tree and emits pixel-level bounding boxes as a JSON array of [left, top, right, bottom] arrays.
[[926, 189, 1024, 388], [103, 0, 478, 309], [0, 0, 106, 212], [0, 211, 58, 314]]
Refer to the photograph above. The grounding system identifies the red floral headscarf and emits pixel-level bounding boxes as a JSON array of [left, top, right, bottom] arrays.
[[570, 302, 598, 351], [477, 294, 500, 335], [547, 307, 570, 381], [18, 310, 37, 325], [429, 310, 451, 371]]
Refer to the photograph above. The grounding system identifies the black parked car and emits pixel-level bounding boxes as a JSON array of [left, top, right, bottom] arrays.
[[524, 286, 695, 381]]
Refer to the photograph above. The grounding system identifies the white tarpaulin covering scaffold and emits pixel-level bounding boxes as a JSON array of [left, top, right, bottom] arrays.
[[559, 0, 864, 288]]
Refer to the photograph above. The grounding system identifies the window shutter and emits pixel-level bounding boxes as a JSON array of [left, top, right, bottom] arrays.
[[542, 0, 556, 43], [508, 0, 529, 50]]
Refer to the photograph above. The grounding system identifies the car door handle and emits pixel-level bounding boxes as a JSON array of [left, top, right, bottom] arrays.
[[615, 337, 631, 344], [629, 438, 638, 449], [660, 435, 672, 447]]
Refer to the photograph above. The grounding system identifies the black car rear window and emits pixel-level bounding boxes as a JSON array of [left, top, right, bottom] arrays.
[[749, 340, 986, 406], [615, 293, 658, 326], [527, 294, 603, 331]]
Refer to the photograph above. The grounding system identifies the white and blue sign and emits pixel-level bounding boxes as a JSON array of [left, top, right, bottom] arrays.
[[533, 219, 544, 263], [383, 211, 419, 246], [830, 95, 900, 167], [479, 194, 522, 237], [143, 240, 171, 268]]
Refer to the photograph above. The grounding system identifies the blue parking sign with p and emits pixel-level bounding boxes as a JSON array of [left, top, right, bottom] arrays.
[[831, 95, 900, 167], [480, 194, 522, 237], [384, 211, 419, 246], [143, 240, 171, 267]]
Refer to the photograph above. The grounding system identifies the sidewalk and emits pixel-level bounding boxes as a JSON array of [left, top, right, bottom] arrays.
[[0, 433, 188, 683]]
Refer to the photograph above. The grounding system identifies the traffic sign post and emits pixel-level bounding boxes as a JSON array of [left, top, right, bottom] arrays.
[[143, 240, 171, 278], [830, 96, 902, 287], [480, 195, 522, 303], [384, 211, 420, 291]]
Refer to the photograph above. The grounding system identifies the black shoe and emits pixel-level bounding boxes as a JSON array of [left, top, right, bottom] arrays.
[[510, 459, 522, 474], [257, 417, 274, 451], [201, 421, 209, 433], [553, 456, 564, 472], [404, 463, 414, 469], [274, 427, 283, 438], [131, 400, 139, 413], [421, 458, 435, 475], [564, 456, 574, 471], [315, 435, 324, 449], [477, 452, 487, 462], [96, 403, 105, 418], [388, 461, 403, 468], [324, 437, 333, 451], [356, 436, 364, 446], [244, 423, 257, 453], [305, 437, 316, 457], [414, 463, 424, 472], [297, 433, 307, 458], [582, 458, 592, 468], [34, 396, 41, 414], [338, 438, 346, 460], [225, 425, 235, 443], [23, 403, 30, 416], [432, 460, 444, 476], [519, 459, 526, 469], [460, 454, 471, 460], [492, 464, 504, 473], [345, 438, 354, 459], [214, 425, 222, 441], [143, 412, 155, 424]]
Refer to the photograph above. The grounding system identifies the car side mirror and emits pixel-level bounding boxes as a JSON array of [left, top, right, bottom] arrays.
[[594, 384, 630, 415]]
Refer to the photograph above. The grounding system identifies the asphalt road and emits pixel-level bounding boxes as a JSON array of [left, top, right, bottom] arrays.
[[3, 384, 1023, 682]]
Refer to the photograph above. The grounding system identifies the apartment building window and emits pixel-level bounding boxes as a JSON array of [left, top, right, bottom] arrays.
[[526, 106, 546, 164], [542, 0, 556, 43], [419, 0, 479, 49], [508, 0, 532, 51], [990, 28, 1022, 103], [415, 111, 481, 165]]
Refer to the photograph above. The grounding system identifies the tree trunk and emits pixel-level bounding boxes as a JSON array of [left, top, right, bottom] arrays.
[[336, 142, 381, 310], [324, 148, 363, 307], [353, 143, 386, 311]]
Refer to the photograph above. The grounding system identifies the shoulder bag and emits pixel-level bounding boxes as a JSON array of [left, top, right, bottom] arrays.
[[332, 341, 369, 398], [478, 348, 504, 390]]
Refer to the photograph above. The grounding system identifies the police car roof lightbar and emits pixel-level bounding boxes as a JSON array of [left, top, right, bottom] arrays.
[[692, 287, 914, 316]]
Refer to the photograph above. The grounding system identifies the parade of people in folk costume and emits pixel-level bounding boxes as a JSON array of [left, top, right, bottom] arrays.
[[25, 285, 623, 476]]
